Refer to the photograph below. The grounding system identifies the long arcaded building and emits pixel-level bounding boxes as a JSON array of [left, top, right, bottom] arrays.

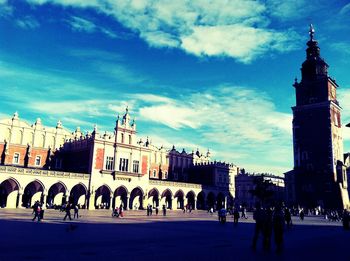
[[0, 108, 237, 210]]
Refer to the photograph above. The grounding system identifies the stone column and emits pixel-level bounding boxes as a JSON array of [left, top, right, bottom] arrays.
[[224, 196, 227, 209], [142, 196, 148, 210], [193, 196, 197, 210], [126, 196, 130, 210], [109, 195, 113, 209], [88, 192, 95, 210]]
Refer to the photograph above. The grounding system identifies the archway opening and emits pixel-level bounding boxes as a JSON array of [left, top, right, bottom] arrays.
[[129, 187, 144, 210], [207, 192, 215, 210], [47, 182, 66, 208], [217, 192, 225, 210], [23, 181, 44, 208], [174, 190, 184, 209], [186, 191, 195, 210], [95, 185, 111, 209], [196, 191, 206, 210], [70, 184, 87, 208], [148, 188, 159, 208], [0, 178, 20, 208], [113, 186, 128, 210], [161, 189, 173, 209]]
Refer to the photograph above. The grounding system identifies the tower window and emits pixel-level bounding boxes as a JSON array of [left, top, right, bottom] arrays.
[[129, 135, 132, 145], [119, 158, 129, 172], [121, 133, 124, 143]]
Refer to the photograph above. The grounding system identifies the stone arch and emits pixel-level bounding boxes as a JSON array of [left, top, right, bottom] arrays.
[[207, 191, 215, 209], [95, 184, 112, 209], [113, 186, 128, 210], [129, 187, 144, 210], [174, 190, 184, 209], [161, 189, 173, 209], [70, 183, 87, 208], [148, 188, 160, 207], [186, 190, 196, 210], [0, 178, 20, 208], [47, 181, 67, 208], [217, 192, 226, 210], [22, 180, 45, 208], [196, 191, 206, 210]]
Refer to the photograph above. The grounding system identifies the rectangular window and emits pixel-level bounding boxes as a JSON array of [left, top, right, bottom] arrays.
[[133, 160, 139, 173], [153, 170, 157, 178], [164, 172, 168, 179], [35, 156, 41, 166], [119, 158, 129, 172], [13, 153, 20, 164], [105, 156, 114, 170], [129, 135, 132, 145]]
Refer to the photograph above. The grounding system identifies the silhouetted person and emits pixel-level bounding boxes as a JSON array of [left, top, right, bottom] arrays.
[[273, 205, 285, 253], [146, 205, 150, 216], [63, 203, 72, 221], [299, 208, 305, 221], [342, 209, 350, 230], [233, 208, 240, 226], [155, 206, 159, 215], [284, 208, 292, 228], [32, 204, 41, 222], [74, 205, 79, 219], [241, 207, 247, 219], [252, 203, 265, 250], [163, 205, 166, 216], [263, 207, 273, 251]]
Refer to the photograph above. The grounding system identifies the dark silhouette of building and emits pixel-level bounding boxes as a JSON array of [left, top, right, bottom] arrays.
[[285, 25, 349, 209]]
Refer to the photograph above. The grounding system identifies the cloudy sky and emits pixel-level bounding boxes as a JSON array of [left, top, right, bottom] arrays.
[[1, 0, 350, 175]]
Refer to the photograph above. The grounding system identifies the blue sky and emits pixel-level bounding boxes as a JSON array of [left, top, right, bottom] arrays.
[[1, 0, 350, 175]]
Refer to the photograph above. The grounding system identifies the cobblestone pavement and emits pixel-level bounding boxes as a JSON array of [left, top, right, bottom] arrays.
[[0, 209, 348, 261]]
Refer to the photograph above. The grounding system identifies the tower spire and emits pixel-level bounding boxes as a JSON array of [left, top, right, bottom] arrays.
[[309, 24, 315, 41]]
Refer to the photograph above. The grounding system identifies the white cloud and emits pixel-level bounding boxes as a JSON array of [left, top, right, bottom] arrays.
[[26, 0, 302, 62], [339, 3, 350, 15], [66, 15, 118, 38], [15, 16, 40, 29]]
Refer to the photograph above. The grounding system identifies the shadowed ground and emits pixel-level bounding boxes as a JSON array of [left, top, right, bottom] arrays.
[[0, 209, 348, 261]]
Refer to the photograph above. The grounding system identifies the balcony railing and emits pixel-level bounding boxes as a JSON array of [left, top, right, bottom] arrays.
[[0, 166, 90, 180]]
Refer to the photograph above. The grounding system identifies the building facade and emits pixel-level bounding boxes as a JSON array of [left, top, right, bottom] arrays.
[[285, 25, 349, 209], [0, 109, 236, 210], [235, 172, 285, 209]]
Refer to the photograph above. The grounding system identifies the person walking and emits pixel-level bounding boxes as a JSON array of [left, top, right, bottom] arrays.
[[155, 206, 159, 215], [263, 207, 273, 251], [63, 203, 72, 221], [74, 205, 79, 219], [119, 205, 124, 217], [241, 206, 247, 219], [146, 205, 150, 216]]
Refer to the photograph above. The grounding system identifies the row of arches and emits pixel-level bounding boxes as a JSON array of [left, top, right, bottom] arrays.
[[0, 178, 232, 210], [0, 178, 86, 208]]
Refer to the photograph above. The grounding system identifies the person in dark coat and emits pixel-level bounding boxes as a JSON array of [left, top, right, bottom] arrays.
[[63, 203, 72, 221], [162, 205, 166, 216], [252, 202, 265, 250], [273, 205, 285, 253]]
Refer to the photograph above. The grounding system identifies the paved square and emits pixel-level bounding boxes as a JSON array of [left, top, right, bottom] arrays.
[[0, 209, 348, 261]]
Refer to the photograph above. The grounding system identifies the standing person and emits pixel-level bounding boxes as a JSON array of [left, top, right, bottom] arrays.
[[252, 202, 265, 250], [63, 203, 72, 221], [162, 205, 166, 216], [273, 205, 285, 253], [74, 205, 79, 219], [155, 206, 159, 215], [241, 206, 247, 219], [233, 207, 240, 226], [284, 208, 292, 228], [299, 208, 305, 221], [146, 205, 150, 216], [263, 207, 273, 251], [119, 205, 124, 217], [32, 204, 41, 222]]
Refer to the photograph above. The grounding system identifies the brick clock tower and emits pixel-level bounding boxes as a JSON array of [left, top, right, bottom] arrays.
[[290, 25, 349, 209]]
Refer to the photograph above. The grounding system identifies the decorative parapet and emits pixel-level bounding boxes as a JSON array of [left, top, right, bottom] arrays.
[[149, 179, 202, 189], [0, 166, 90, 180]]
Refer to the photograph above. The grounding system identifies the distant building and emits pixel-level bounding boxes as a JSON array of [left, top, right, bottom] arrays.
[[235, 172, 284, 209], [285, 25, 349, 209]]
